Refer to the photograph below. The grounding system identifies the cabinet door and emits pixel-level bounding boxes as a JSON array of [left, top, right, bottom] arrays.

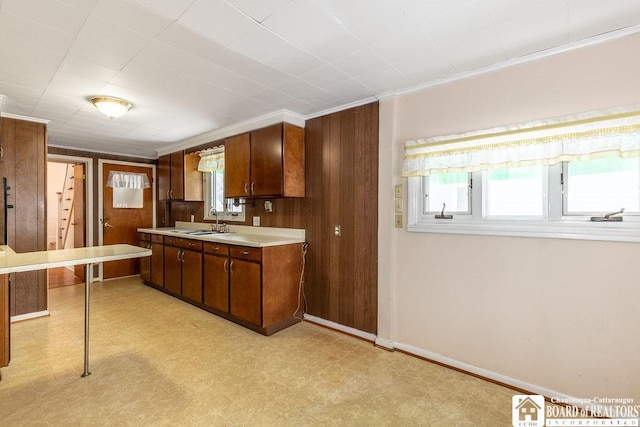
[[224, 133, 250, 198], [150, 242, 164, 287], [250, 124, 282, 196], [158, 154, 171, 201], [181, 249, 203, 303], [203, 254, 229, 312], [164, 246, 182, 294], [0, 274, 9, 368], [170, 151, 184, 200], [139, 239, 151, 283], [229, 259, 261, 325]]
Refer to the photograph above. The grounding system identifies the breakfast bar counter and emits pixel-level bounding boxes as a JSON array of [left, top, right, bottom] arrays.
[[0, 244, 151, 378]]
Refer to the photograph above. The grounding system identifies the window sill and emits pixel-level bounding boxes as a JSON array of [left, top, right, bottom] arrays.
[[407, 219, 640, 243], [203, 213, 246, 223]]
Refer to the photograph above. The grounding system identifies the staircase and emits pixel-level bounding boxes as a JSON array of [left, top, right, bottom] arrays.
[[57, 164, 75, 250]]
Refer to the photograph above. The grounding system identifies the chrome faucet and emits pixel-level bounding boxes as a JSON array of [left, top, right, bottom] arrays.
[[209, 208, 219, 232]]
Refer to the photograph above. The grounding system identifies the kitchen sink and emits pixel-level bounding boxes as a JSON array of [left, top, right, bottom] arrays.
[[169, 229, 225, 235]]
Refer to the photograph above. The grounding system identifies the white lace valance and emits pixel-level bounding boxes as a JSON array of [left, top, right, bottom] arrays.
[[198, 146, 224, 172], [107, 171, 150, 189], [402, 108, 640, 177]]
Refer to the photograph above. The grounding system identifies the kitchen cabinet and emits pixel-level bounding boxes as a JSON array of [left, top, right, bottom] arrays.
[[229, 247, 261, 325], [224, 123, 304, 198], [163, 236, 203, 303], [139, 234, 151, 283], [158, 151, 203, 201], [138, 233, 164, 287], [203, 243, 229, 313]]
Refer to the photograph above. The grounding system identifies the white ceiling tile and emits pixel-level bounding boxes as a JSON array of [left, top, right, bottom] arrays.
[[323, 79, 375, 100], [397, 0, 478, 24], [299, 26, 364, 62], [45, 73, 108, 98], [312, 0, 414, 44], [93, 0, 172, 38], [0, 35, 66, 70], [391, 51, 454, 84], [136, 40, 198, 74], [0, 81, 45, 100], [370, 26, 437, 64], [262, 0, 340, 47], [178, 0, 257, 47], [484, 0, 564, 24], [250, 88, 296, 107], [272, 50, 324, 76], [156, 23, 233, 66], [271, 76, 319, 98], [332, 47, 389, 77], [2, 0, 91, 35], [224, 0, 293, 23], [421, 1, 496, 48], [299, 64, 350, 88], [354, 65, 407, 93], [184, 60, 268, 97], [56, 58, 119, 83], [59, 0, 99, 15], [568, 0, 640, 42], [439, 29, 508, 72], [132, 0, 194, 20], [0, 11, 76, 55], [228, 24, 298, 68]]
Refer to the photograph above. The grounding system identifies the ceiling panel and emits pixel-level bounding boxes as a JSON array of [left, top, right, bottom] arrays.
[[0, 0, 636, 157]]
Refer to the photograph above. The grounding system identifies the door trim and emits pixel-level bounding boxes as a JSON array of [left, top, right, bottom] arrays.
[[47, 154, 94, 298], [98, 159, 156, 281]]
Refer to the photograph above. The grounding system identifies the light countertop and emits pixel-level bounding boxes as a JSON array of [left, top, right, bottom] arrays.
[[0, 244, 151, 274], [138, 223, 305, 248]]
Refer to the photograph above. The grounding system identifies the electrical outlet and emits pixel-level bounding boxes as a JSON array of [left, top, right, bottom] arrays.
[[253, 216, 260, 226], [190, 215, 195, 222], [334, 225, 341, 236], [394, 214, 403, 228], [395, 184, 403, 198], [264, 200, 272, 213]]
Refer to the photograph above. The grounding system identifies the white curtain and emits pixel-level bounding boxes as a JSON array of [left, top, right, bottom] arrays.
[[198, 146, 224, 172], [402, 107, 640, 177], [106, 171, 150, 189]]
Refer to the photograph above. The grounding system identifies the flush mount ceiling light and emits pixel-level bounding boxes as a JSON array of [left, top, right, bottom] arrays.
[[90, 96, 132, 120]]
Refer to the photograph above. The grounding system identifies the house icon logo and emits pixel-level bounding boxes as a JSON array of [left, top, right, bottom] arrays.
[[512, 394, 545, 427]]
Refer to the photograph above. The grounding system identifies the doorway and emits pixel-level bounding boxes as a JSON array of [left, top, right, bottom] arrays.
[[46, 155, 92, 288], [98, 160, 155, 280]]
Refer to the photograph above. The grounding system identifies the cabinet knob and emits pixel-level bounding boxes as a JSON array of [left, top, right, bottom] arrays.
[[241, 250, 249, 255]]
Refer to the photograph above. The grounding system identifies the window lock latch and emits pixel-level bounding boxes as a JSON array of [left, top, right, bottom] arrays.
[[435, 203, 453, 219], [591, 208, 624, 222]]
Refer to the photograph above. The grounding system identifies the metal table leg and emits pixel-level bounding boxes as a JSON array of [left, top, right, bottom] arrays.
[[81, 263, 91, 377]]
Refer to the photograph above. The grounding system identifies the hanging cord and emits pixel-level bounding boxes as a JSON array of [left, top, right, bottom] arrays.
[[293, 242, 309, 320]]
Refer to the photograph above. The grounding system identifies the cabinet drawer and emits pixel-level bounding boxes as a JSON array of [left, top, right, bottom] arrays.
[[204, 242, 229, 256], [151, 234, 163, 244], [230, 246, 261, 262], [164, 236, 203, 251], [139, 232, 150, 241]]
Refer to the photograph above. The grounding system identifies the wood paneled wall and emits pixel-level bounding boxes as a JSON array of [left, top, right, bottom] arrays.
[[169, 102, 379, 333], [1, 118, 47, 316]]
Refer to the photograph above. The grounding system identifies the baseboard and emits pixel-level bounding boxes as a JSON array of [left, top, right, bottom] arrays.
[[11, 310, 50, 323], [303, 314, 377, 342], [301, 316, 594, 413]]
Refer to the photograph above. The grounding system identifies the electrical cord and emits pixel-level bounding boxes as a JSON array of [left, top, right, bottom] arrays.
[[293, 242, 308, 320]]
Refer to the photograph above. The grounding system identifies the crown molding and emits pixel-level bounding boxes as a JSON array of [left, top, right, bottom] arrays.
[[0, 112, 50, 124], [157, 109, 306, 157], [47, 143, 157, 160], [305, 96, 379, 120], [378, 24, 640, 101]]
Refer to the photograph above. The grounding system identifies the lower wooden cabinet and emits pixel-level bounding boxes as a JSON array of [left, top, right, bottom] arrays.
[[139, 233, 303, 335], [150, 235, 164, 287], [139, 235, 151, 283]]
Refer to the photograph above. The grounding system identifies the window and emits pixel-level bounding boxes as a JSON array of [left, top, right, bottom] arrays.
[[563, 157, 640, 215], [197, 147, 245, 222], [203, 169, 245, 222], [423, 172, 470, 214], [485, 166, 546, 217], [403, 108, 640, 242]]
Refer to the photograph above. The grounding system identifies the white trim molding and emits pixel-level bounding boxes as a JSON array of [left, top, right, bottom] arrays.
[[303, 314, 377, 342], [11, 310, 49, 322]]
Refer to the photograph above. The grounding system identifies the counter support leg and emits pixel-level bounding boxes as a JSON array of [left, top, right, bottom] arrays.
[[81, 263, 92, 377]]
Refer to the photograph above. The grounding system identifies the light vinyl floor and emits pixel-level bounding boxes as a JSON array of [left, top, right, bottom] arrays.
[[0, 277, 515, 426]]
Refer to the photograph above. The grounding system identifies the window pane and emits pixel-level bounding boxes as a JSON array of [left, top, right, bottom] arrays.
[[565, 157, 640, 214], [425, 172, 470, 213], [214, 170, 224, 212], [486, 166, 545, 216]]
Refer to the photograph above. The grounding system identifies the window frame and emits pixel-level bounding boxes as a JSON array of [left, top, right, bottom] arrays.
[[203, 170, 246, 222], [407, 161, 640, 243]]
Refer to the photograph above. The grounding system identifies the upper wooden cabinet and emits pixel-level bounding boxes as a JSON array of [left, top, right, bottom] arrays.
[[224, 123, 304, 198], [158, 150, 202, 201]]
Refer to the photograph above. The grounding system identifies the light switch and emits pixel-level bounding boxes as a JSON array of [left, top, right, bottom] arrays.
[[394, 199, 403, 213], [395, 214, 403, 228], [395, 184, 403, 198], [253, 216, 260, 226]]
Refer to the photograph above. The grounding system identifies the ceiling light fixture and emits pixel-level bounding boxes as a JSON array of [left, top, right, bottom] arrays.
[[90, 96, 132, 120]]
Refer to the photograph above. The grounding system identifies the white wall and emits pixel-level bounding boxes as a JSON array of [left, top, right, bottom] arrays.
[[379, 33, 640, 402]]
